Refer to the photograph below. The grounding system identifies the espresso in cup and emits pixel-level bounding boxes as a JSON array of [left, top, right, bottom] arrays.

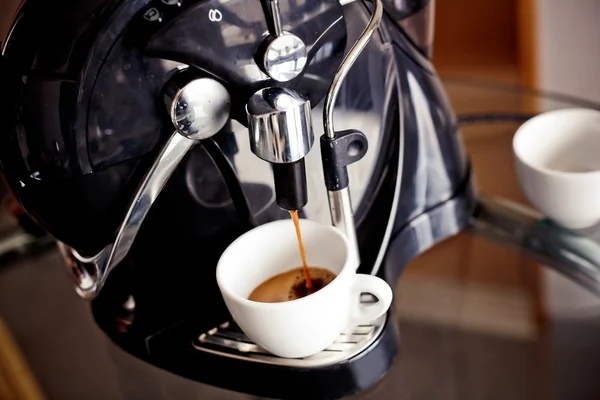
[[216, 218, 393, 359], [248, 267, 337, 303], [248, 210, 337, 303]]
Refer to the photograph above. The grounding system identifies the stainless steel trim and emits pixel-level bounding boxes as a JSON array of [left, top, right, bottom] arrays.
[[59, 133, 196, 299], [370, 68, 404, 276], [269, 0, 284, 37], [164, 77, 231, 141], [324, 0, 383, 140], [193, 313, 387, 368], [471, 196, 600, 297], [322, 0, 383, 268], [328, 188, 361, 268], [247, 87, 314, 163]]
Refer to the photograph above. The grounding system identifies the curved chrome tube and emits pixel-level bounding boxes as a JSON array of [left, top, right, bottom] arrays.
[[324, 0, 383, 140], [470, 196, 600, 297], [58, 133, 196, 299], [321, 0, 383, 267]]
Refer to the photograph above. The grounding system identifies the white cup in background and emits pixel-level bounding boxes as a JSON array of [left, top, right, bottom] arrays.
[[513, 108, 600, 229], [216, 219, 393, 359]]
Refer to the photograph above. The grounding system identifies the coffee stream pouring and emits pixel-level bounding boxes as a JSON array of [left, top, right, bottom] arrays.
[[2, 0, 600, 398]]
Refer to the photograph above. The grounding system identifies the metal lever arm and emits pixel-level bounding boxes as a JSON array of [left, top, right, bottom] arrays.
[[267, 0, 284, 37], [58, 133, 195, 299], [58, 75, 231, 299]]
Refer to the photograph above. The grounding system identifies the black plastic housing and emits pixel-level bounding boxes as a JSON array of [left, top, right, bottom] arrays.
[[321, 130, 369, 191], [272, 160, 308, 211]]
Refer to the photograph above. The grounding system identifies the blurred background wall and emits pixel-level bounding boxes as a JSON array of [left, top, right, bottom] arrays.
[[409, 0, 600, 327], [534, 0, 600, 320]]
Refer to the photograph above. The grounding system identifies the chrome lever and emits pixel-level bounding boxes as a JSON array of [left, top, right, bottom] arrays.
[[58, 133, 196, 299], [59, 75, 231, 299]]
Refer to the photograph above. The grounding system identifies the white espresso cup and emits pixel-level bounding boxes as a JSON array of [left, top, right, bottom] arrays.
[[513, 108, 600, 229], [216, 218, 393, 359]]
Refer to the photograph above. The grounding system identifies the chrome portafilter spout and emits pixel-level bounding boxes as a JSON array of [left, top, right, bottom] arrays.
[[58, 73, 231, 299], [244, 0, 312, 211], [246, 87, 314, 211]]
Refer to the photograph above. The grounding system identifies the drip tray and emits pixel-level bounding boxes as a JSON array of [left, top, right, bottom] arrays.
[[192, 311, 386, 368], [192, 316, 385, 368]]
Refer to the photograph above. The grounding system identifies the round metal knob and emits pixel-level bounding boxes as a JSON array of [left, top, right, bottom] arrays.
[[262, 33, 307, 82], [165, 76, 231, 140], [246, 87, 313, 164]]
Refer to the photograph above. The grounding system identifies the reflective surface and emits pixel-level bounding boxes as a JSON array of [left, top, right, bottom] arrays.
[[247, 87, 313, 163], [166, 76, 232, 140], [263, 33, 308, 82], [472, 196, 600, 297], [3, 79, 600, 399], [59, 132, 196, 299], [192, 310, 386, 368], [0, 0, 348, 252], [5, 0, 600, 397], [0, 2, 471, 395], [380, 0, 435, 56], [328, 187, 361, 268], [321, 0, 383, 268]]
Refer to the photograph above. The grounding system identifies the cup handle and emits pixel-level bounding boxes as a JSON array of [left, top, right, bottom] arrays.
[[348, 274, 393, 327]]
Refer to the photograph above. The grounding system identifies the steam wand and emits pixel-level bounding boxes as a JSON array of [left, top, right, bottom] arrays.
[[320, 0, 383, 268]]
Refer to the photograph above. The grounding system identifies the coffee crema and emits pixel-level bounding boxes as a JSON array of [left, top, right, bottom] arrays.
[[248, 267, 337, 303]]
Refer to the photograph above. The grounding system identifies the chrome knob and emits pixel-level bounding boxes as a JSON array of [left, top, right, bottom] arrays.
[[260, 0, 307, 82], [263, 34, 307, 82], [164, 76, 231, 140], [246, 87, 314, 164]]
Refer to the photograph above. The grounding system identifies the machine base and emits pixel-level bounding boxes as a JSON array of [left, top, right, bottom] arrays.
[[92, 181, 475, 399]]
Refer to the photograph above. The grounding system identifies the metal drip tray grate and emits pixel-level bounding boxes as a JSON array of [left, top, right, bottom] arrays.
[[192, 312, 386, 368]]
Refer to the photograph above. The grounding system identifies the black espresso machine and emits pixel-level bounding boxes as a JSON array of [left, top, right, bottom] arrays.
[[2, 0, 600, 398]]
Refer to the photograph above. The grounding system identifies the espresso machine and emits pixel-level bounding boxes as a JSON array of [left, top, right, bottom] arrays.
[[2, 0, 600, 398]]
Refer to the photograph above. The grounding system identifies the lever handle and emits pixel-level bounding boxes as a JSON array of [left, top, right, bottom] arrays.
[[58, 133, 196, 299], [58, 74, 231, 299]]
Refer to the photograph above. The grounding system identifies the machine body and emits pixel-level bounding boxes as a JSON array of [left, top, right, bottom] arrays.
[[0, 0, 476, 398]]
